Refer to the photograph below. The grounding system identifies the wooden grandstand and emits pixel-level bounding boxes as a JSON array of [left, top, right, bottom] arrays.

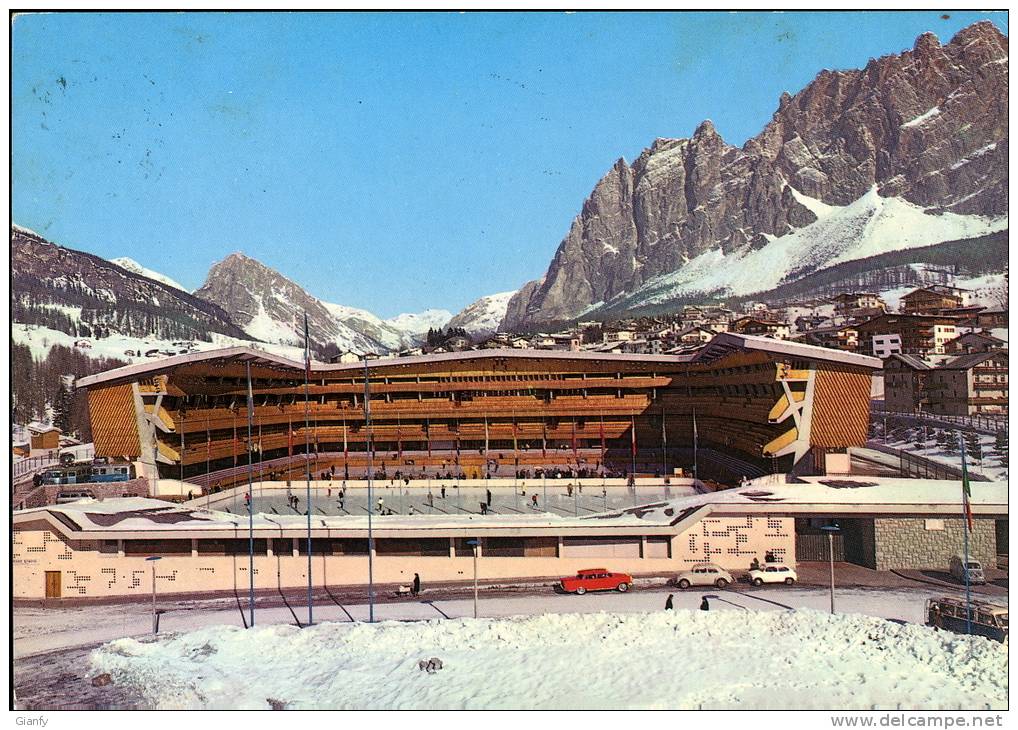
[[77, 334, 881, 489]]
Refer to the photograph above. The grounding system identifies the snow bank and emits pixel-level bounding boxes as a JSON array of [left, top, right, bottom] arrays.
[[89, 609, 1006, 710]]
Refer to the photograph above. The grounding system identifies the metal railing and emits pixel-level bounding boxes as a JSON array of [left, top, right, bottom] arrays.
[[864, 441, 993, 482], [870, 403, 1008, 435], [12, 451, 60, 478]]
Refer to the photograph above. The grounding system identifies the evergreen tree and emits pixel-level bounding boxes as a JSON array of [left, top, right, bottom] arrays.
[[993, 430, 1008, 470], [961, 431, 982, 466], [52, 377, 76, 435]]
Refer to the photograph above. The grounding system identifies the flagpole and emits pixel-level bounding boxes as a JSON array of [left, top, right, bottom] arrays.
[[513, 410, 518, 506], [179, 412, 184, 488], [542, 416, 548, 511], [205, 414, 210, 502], [455, 420, 462, 513], [303, 312, 313, 627], [599, 413, 606, 489], [364, 354, 375, 622], [630, 414, 637, 480], [692, 407, 699, 481], [245, 361, 255, 627], [959, 432, 973, 641], [661, 406, 668, 480]]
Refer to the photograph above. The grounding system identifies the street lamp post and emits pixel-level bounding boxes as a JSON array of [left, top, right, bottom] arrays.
[[820, 524, 840, 614], [466, 538, 480, 618], [146, 556, 162, 634]]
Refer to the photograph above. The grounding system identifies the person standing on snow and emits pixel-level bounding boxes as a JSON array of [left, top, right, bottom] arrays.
[[665, 594, 674, 610], [412, 573, 421, 597]]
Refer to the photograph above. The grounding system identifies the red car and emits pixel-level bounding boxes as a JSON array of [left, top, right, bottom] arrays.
[[560, 568, 633, 595]]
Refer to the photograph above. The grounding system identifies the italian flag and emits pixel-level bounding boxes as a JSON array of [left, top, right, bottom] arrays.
[[960, 435, 974, 532]]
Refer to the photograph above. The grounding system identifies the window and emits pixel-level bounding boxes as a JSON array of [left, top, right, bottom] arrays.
[[125, 539, 191, 556]]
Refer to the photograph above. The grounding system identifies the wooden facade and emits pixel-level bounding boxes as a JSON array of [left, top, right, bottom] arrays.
[[79, 338, 879, 483], [86, 383, 142, 459]]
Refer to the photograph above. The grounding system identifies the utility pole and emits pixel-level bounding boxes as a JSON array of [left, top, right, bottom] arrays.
[[146, 556, 162, 634], [467, 539, 480, 618], [821, 525, 840, 614]]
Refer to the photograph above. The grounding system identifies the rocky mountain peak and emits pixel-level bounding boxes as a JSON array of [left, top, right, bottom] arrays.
[[913, 31, 942, 56], [950, 19, 1006, 47], [692, 119, 719, 141], [502, 20, 1008, 330]]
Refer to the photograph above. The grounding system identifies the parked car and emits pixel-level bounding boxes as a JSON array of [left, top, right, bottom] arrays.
[[675, 563, 733, 589], [748, 564, 797, 586], [926, 596, 1007, 642], [949, 554, 986, 585], [560, 568, 633, 595]]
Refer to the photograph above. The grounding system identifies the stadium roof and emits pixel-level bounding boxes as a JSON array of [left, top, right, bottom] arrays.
[[14, 476, 1006, 537], [77, 334, 881, 389]]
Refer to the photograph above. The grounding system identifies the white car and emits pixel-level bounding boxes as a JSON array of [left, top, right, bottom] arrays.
[[675, 563, 734, 589], [748, 564, 797, 586]]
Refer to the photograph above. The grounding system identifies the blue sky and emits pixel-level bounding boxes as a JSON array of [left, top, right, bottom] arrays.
[[12, 11, 1008, 318]]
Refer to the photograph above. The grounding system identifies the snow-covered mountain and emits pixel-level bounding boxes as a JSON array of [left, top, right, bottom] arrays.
[[110, 257, 188, 292], [504, 21, 1008, 327], [385, 309, 453, 338], [608, 185, 1006, 312], [194, 252, 449, 354], [12, 225, 249, 344], [446, 290, 517, 337]]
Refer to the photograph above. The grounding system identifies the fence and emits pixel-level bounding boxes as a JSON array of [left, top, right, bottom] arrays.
[[13, 451, 60, 479], [864, 442, 992, 482], [870, 403, 1008, 435]]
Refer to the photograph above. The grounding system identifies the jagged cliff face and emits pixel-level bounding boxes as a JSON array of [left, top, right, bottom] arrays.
[[504, 21, 1008, 328]]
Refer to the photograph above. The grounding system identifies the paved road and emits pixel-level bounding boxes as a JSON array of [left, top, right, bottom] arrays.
[[14, 577, 1006, 660]]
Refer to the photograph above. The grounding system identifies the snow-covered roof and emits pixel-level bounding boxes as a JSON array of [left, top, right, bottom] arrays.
[[77, 335, 882, 389], [16, 475, 1007, 538], [692, 332, 881, 369], [938, 349, 1007, 371], [27, 423, 60, 434], [594, 476, 1008, 527], [885, 353, 933, 370]]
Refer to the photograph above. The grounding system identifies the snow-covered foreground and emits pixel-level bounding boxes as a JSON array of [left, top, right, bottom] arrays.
[[88, 609, 1006, 710]]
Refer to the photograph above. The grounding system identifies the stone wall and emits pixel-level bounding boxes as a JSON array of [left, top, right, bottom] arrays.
[[872, 516, 997, 571], [16, 478, 150, 510]]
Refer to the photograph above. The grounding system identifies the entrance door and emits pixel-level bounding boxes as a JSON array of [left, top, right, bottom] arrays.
[[45, 571, 61, 599]]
